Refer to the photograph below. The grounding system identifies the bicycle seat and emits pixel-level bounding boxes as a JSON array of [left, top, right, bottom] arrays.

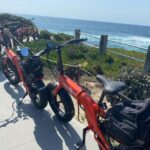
[[96, 75, 126, 95]]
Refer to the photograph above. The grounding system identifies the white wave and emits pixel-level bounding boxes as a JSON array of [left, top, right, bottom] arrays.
[[109, 35, 150, 49]]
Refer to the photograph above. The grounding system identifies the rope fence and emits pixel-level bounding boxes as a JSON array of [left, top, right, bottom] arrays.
[[84, 42, 145, 63], [108, 39, 147, 51], [10, 31, 150, 75], [81, 32, 147, 51], [81, 32, 100, 39], [108, 50, 145, 62], [75, 29, 150, 73]]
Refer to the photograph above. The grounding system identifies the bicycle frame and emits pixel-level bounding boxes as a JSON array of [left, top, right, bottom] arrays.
[[3, 45, 48, 95], [53, 74, 110, 150], [47, 39, 111, 149]]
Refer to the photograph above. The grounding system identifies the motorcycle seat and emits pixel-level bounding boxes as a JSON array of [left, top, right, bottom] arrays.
[[96, 75, 126, 95]]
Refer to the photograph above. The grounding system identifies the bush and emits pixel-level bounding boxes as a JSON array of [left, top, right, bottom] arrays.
[[105, 56, 114, 65], [57, 33, 73, 41], [120, 67, 150, 100], [86, 48, 99, 60], [40, 30, 51, 40], [40, 31, 73, 41], [65, 46, 85, 60], [53, 33, 73, 41], [93, 64, 104, 75], [107, 68, 150, 106], [53, 34, 64, 41], [0, 13, 35, 27]]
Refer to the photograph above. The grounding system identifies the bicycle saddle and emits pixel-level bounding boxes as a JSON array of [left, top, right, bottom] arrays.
[[96, 75, 127, 95]]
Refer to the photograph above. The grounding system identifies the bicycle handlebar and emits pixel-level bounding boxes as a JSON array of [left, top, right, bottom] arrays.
[[33, 38, 87, 57], [34, 49, 47, 57], [34, 42, 55, 57]]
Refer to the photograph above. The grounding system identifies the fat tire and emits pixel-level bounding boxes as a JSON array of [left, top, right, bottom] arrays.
[[29, 80, 48, 109], [49, 88, 75, 122], [2, 57, 20, 85]]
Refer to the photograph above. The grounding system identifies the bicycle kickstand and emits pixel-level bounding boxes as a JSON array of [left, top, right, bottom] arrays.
[[18, 92, 28, 105], [74, 126, 89, 150]]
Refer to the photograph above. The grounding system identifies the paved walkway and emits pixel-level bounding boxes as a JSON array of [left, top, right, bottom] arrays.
[[0, 71, 98, 150]]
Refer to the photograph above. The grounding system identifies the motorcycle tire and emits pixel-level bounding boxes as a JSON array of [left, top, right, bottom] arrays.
[[2, 57, 20, 85], [29, 80, 48, 109], [49, 88, 75, 122]]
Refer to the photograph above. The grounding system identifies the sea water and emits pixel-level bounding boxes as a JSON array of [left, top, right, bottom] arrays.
[[22, 14, 150, 52]]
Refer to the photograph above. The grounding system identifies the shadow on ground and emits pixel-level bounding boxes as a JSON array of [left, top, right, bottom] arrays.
[[1, 81, 86, 150]]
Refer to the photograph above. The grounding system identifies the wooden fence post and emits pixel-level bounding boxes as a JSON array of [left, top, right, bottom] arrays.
[[144, 46, 150, 73], [99, 35, 108, 55], [75, 29, 80, 39]]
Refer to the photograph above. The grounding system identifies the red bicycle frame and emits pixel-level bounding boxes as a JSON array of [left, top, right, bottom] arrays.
[[53, 74, 110, 149], [3, 47, 29, 91], [49, 39, 112, 149]]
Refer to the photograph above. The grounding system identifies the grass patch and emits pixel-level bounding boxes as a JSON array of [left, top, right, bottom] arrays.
[[24, 39, 145, 79]]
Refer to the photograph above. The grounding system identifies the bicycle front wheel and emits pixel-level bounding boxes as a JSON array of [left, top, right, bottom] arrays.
[[29, 80, 48, 109], [49, 88, 75, 122], [2, 57, 20, 85]]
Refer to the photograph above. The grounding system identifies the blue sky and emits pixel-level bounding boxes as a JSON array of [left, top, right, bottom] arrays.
[[0, 0, 150, 26]]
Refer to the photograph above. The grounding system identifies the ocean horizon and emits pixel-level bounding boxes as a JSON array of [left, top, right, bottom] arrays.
[[19, 14, 150, 52]]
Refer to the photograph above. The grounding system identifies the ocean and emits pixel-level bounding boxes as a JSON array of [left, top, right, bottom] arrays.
[[21, 14, 150, 52]]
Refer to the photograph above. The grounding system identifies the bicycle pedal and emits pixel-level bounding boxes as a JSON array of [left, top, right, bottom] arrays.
[[73, 141, 85, 150]]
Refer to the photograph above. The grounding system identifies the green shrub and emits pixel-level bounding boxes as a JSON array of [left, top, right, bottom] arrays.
[[86, 48, 99, 60], [39, 30, 73, 41], [53, 33, 73, 41], [53, 34, 63, 41], [0, 13, 35, 27], [105, 56, 114, 65], [40, 30, 51, 40], [120, 67, 150, 100], [57, 33, 73, 41], [67, 49, 84, 60]]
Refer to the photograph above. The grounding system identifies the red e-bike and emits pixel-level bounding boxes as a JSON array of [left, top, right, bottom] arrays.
[[1, 42, 51, 109], [46, 38, 150, 150]]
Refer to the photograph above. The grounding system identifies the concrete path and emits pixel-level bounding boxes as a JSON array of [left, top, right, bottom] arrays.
[[0, 71, 98, 150]]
